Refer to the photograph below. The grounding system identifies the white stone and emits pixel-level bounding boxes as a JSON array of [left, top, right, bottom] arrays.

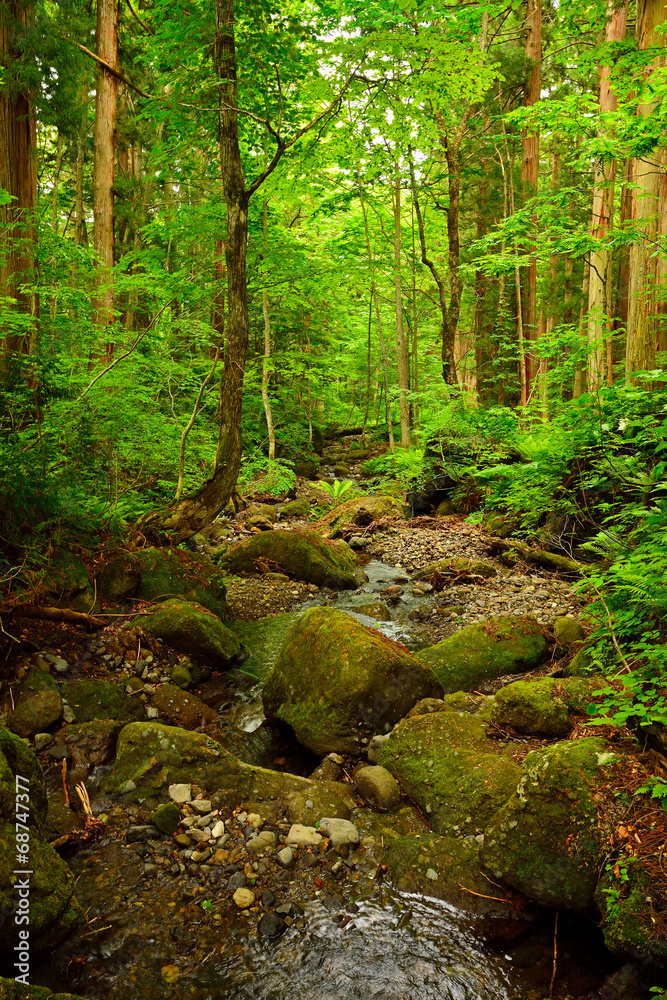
[[211, 821, 225, 838], [286, 824, 322, 848], [246, 812, 263, 828], [146, 706, 159, 719], [191, 799, 212, 814], [318, 818, 359, 849], [169, 783, 192, 804]]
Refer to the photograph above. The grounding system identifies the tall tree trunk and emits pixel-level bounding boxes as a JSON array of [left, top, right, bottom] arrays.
[[521, 0, 541, 401], [92, 0, 118, 351], [0, 0, 39, 355], [393, 160, 411, 448], [261, 197, 276, 460], [626, 0, 667, 377], [587, 0, 628, 391]]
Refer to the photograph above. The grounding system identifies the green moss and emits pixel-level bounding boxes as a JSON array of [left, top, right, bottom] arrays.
[[379, 712, 520, 836], [151, 801, 181, 834], [131, 599, 241, 665], [0, 977, 87, 999], [596, 857, 667, 967], [0, 727, 47, 826], [491, 678, 572, 737], [221, 529, 359, 588], [482, 737, 621, 911], [323, 495, 405, 538], [416, 616, 548, 692], [281, 499, 310, 518], [135, 547, 227, 618], [263, 607, 442, 755], [98, 552, 141, 601], [61, 678, 142, 724]]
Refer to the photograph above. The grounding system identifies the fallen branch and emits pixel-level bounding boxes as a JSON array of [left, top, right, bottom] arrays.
[[456, 883, 507, 902], [16, 605, 106, 630], [485, 536, 583, 576]]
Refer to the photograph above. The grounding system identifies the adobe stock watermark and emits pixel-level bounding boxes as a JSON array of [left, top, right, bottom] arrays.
[[13, 774, 32, 985]]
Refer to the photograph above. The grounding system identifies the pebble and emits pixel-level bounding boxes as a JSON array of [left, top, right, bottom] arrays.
[[227, 872, 246, 890], [191, 799, 212, 814], [258, 912, 287, 939], [276, 847, 295, 869], [425, 868, 438, 881], [246, 831, 277, 853], [34, 733, 52, 751], [211, 821, 225, 838], [232, 887, 255, 909]]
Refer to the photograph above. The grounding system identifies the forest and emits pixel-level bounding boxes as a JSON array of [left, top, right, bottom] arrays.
[[2, 0, 667, 997]]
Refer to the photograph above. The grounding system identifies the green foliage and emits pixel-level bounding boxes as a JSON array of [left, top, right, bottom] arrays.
[[239, 457, 297, 498], [315, 478, 355, 500]]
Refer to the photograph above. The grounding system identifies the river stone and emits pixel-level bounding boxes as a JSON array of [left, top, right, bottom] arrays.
[[276, 847, 295, 869], [379, 711, 520, 837], [322, 495, 405, 538], [233, 887, 255, 908], [51, 719, 124, 770], [318, 817, 359, 848], [246, 830, 276, 853], [367, 734, 390, 763], [286, 824, 323, 847], [221, 529, 359, 589], [384, 832, 536, 940], [134, 547, 228, 619], [171, 662, 193, 689], [482, 737, 623, 911], [0, 727, 83, 951], [356, 765, 400, 811], [258, 912, 288, 939], [8, 689, 63, 739], [60, 678, 142, 724], [293, 452, 321, 479], [553, 615, 586, 645], [149, 683, 218, 730], [98, 552, 141, 601], [131, 599, 241, 667], [152, 801, 181, 835], [490, 678, 572, 738], [355, 601, 392, 621], [416, 616, 548, 692], [263, 607, 442, 755], [287, 785, 351, 825]]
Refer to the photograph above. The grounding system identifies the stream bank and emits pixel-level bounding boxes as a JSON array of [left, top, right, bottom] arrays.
[[0, 498, 665, 1000]]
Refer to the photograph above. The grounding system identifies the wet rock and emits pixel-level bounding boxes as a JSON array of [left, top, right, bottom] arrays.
[[221, 529, 359, 589], [293, 452, 321, 479], [416, 616, 548, 692], [380, 711, 521, 837], [134, 547, 228, 619], [356, 765, 400, 811], [33, 733, 52, 751], [171, 662, 193, 689], [596, 858, 667, 967], [258, 911, 288, 939], [0, 727, 84, 951], [126, 824, 160, 843], [263, 607, 442, 755], [286, 824, 323, 847], [355, 601, 392, 621], [131, 600, 242, 667], [348, 535, 366, 550], [482, 737, 623, 910], [318, 817, 359, 849], [490, 678, 572, 738], [150, 683, 218, 730], [52, 719, 124, 770]]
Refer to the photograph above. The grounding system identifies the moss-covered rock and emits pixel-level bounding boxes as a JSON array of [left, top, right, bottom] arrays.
[[0, 978, 87, 999], [355, 601, 392, 621], [8, 689, 63, 739], [286, 785, 352, 825], [97, 552, 141, 602], [45, 553, 97, 613], [150, 683, 218, 729], [0, 727, 83, 951], [596, 857, 667, 967], [293, 452, 321, 479], [134, 547, 227, 619], [228, 612, 300, 679], [416, 557, 497, 580], [322, 495, 405, 538], [481, 737, 622, 911], [553, 615, 586, 645], [379, 711, 520, 836], [51, 719, 124, 770], [490, 678, 572, 738], [60, 678, 143, 724], [131, 599, 241, 666], [263, 607, 442, 755], [280, 499, 310, 518], [151, 801, 181, 835], [384, 832, 536, 937], [221, 529, 360, 589], [416, 616, 548, 692]]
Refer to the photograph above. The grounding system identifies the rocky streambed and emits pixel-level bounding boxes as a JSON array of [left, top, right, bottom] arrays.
[[0, 504, 665, 1000]]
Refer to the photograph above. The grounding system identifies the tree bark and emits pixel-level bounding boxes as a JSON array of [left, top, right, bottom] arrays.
[[0, 0, 39, 355], [261, 197, 276, 460], [521, 0, 541, 401], [393, 160, 411, 448], [626, 0, 667, 378], [92, 0, 118, 346], [587, 0, 628, 391]]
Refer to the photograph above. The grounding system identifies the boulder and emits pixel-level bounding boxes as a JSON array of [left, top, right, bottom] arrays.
[[228, 612, 300, 678], [150, 683, 218, 730], [8, 689, 63, 739], [355, 601, 392, 621], [280, 499, 310, 519], [554, 615, 586, 645], [221, 529, 360, 589], [50, 719, 124, 770], [45, 553, 97, 613], [98, 552, 141, 601], [131, 599, 241, 666], [322, 495, 405, 538], [490, 678, 572, 738], [482, 737, 623, 911], [416, 616, 548, 692], [0, 728, 83, 951], [596, 857, 667, 967], [384, 832, 536, 938], [293, 453, 321, 479], [379, 711, 520, 837], [134, 547, 228, 619], [318, 817, 359, 849], [286, 785, 351, 825], [61, 678, 143, 724], [263, 607, 442, 755], [0, 978, 87, 1000]]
